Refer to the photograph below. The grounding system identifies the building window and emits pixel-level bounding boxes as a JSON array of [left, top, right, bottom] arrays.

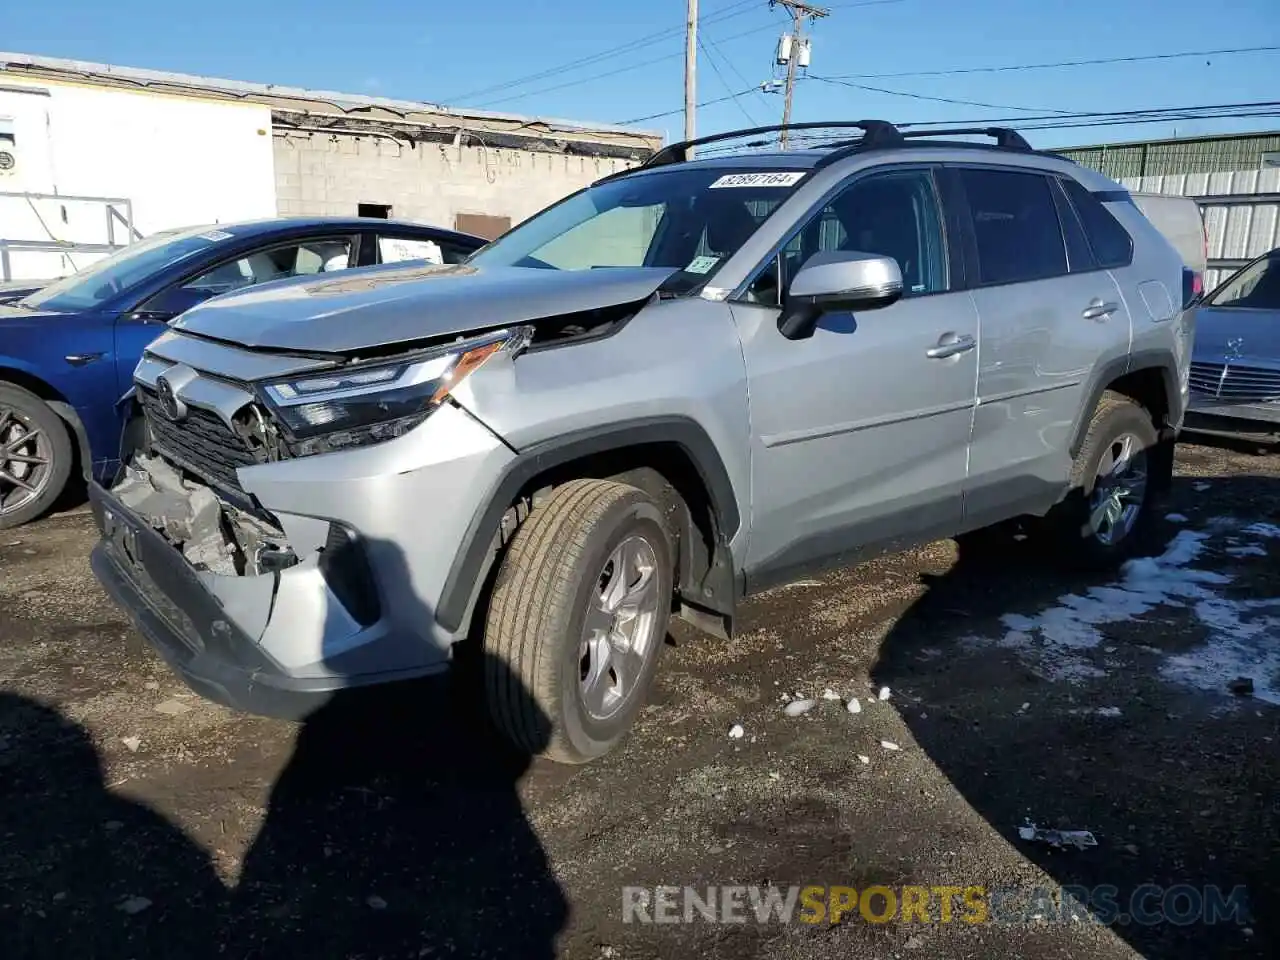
[[358, 203, 392, 219], [455, 212, 513, 241], [1262, 152, 1280, 169]]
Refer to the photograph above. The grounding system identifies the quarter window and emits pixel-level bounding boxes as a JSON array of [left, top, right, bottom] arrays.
[[1060, 178, 1134, 268], [961, 169, 1067, 285], [377, 234, 472, 266]]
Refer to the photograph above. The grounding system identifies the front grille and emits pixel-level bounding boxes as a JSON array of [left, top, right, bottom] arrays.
[[1188, 362, 1280, 403], [138, 386, 261, 494]]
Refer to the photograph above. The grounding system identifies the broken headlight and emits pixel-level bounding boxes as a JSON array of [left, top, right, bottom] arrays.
[[260, 327, 529, 456]]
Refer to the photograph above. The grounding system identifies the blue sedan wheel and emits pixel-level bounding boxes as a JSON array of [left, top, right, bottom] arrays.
[[0, 384, 73, 529]]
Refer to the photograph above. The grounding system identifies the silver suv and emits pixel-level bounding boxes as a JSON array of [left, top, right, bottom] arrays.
[[89, 122, 1194, 763]]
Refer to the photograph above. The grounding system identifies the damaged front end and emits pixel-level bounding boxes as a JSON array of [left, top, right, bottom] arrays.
[[113, 452, 296, 577]]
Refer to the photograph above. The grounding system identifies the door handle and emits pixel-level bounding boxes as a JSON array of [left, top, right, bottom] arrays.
[[64, 352, 105, 367], [1082, 299, 1119, 321], [926, 333, 976, 359]]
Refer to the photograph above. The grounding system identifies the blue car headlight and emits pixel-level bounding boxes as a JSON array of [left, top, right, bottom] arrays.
[[260, 326, 530, 456]]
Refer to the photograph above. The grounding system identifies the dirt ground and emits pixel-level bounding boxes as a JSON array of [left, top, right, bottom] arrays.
[[1, 439, 1277, 960]]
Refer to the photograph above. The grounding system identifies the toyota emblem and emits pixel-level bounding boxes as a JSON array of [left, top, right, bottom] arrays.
[[155, 376, 187, 421]]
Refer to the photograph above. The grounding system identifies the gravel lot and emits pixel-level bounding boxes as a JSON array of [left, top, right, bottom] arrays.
[[1, 440, 1277, 960]]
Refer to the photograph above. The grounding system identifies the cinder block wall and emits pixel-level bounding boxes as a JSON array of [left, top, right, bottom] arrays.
[[274, 131, 640, 234]]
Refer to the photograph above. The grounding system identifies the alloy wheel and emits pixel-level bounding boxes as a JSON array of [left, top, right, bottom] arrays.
[[578, 534, 663, 721], [0, 405, 54, 519], [1087, 432, 1148, 547]]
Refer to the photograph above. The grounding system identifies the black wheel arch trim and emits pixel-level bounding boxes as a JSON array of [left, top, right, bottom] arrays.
[[436, 416, 741, 633], [1070, 350, 1183, 459]]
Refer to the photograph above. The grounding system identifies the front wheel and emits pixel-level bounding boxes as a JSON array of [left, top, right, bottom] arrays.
[[1050, 392, 1159, 566], [0, 384, 73, 530], [482, 479, 674, 764]]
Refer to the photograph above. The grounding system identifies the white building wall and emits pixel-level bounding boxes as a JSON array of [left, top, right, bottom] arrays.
[[0, 77, 275, 280], [273, 131, 639, 234]]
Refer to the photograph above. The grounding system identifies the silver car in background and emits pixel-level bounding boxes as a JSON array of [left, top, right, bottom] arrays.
[[1186, 248, 1280, 442]]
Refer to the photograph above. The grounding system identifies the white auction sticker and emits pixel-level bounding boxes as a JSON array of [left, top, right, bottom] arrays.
[[685, 255, 720, 275], [709, 171, 806, 189], [198, 230, 234, 242]]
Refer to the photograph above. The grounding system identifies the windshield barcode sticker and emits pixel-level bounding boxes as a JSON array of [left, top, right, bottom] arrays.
[[709, 172, 806, 189]]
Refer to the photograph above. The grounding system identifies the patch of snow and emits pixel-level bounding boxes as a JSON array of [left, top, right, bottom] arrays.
[[877, 686, 891, 701], [1244, 522, 1280, 540], [821, 688, 841, 701], [857, 754, 870, 764], [1166, 513, 1189, 523], [880, 740, 900, 751], [1096, 706, 1123, 718], [784, 699, 816, 717], [846, 698, 862, 714], [728, 724, 745, 740], [968, 526, 1280, 702], [1228, 544, 1267, 558]]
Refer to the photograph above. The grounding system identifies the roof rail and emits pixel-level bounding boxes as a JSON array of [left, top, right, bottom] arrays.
[[899, 127, 1033, 151], [642, 120, 903, 168]]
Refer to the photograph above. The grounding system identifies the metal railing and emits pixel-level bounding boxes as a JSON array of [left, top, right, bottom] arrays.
[[0, 190, 138, 281]]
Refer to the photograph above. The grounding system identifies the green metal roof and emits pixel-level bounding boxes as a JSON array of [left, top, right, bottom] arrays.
[[1058, 130, 1280, 179]]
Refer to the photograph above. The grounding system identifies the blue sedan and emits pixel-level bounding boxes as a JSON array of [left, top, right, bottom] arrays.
[[0, 216, 485, 528]]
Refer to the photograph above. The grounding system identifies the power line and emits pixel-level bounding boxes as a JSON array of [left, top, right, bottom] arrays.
[[444, 0, 760, 104], [896, 99, 1280, 129], [703, 28, 774, 112], [699, 35, 761, 125], [808, 74, 1073, 114], [824, 43, 1280, 80], [477, 18, 782, 109], [616, 86, 761, 126], [618, 95, 1280, 137]]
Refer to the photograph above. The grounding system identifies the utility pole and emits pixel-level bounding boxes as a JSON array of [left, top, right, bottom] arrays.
[[684, 0, 698, 153], [772, 0, 828, 148]]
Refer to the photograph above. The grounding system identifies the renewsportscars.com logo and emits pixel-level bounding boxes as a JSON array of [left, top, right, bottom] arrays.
[[622, 883, 1252, 927]]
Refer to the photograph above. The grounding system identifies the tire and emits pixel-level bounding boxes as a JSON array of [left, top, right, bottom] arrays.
[[1050, 391, 1159, 567], [482, 478, 674, 764], [0, 383, 73, 530]]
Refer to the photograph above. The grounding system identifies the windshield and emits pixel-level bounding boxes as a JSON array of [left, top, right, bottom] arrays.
[[1207, 254, 1280, 310], [468, 166, 809, 293], [22, 227, 230, 311]]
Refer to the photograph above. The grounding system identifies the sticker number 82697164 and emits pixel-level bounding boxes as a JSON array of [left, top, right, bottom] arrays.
[[709, 172, 806, 189]]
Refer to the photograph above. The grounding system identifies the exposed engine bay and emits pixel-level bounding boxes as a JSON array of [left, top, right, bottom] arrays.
[[114, 453, 297, 577]]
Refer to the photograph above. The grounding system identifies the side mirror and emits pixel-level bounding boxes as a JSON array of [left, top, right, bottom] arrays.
[[130, 285, 212, 323], [778, 250, 904, 340]]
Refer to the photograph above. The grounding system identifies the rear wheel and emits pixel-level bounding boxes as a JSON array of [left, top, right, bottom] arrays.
[[0, 384, 72, 530], [1051, 392, 1159, 566], [482, 479, 674, 764]]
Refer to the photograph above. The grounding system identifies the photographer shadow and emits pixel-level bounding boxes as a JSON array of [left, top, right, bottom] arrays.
[[0, 691, 226, 959], [228, 536, 569, 959]]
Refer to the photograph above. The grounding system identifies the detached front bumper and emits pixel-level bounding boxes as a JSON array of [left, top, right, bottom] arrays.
[[88, 403, 516, 719], [90, 481, 340, 718]]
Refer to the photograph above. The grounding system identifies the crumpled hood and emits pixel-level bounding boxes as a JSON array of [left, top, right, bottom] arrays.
[[169, 262, 678, 354]]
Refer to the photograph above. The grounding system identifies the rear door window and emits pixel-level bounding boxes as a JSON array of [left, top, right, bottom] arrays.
[[960, 169, 1067, 285], [1060, 178, 1134, 269], [184, 237, 355, 297], [1049, 179, 1097, 274]]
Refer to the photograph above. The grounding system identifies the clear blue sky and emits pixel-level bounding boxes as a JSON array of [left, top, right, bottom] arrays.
[[5, 0, 1280, 148]]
